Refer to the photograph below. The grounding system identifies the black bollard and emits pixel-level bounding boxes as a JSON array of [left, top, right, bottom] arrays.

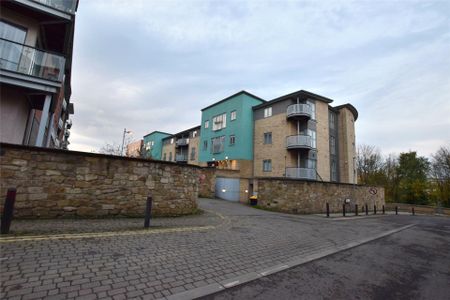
[[374, 205, 377, 215], [365, 204, 368, 216], [144, 194, 153, 228], [326, 203, 330, 218], [343, 204, 346, 217], [1, 188, 17, 234], [355, 204, 358, 216], [395, 206, 398, 215], [382, 205, 385, 215], [412, 207, 415, 216]]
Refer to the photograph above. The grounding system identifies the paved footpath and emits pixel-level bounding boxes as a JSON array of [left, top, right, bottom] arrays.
[[1, 198, 418, 300]]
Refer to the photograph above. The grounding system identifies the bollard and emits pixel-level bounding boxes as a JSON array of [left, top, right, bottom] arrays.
[[382, 205, 385, 215], [374, 205, 377, 215], [144, 194, 153, 228], [355, 204, 358, 216], [1, 188, 17, 234], [365, 204, 368, 216], [343, 204, 346, 217], [412, 207, 415, 216], [395, 206, 398, 215], [326, 203, 330, 218]]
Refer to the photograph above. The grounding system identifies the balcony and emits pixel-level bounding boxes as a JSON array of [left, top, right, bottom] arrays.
[[0, 38, 65, 82], [30, 0, 77, 14], [285, 168, 316, 180], [176, 154, 188, 162], [286, 135, 314, 150], [286, 103, 312, 119], [176, 138, 189, 147]]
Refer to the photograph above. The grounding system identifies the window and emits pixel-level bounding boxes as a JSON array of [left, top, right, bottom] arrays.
[[330, 136, 336, 155], [203, 140, 208, 151], [212, 113, 227, 131], [308, 129, 317, 148], [204, 120, 209, 129], [264, 107, 272, 118], [192, 131, 197, 138], [329, 112, 336, 130], [163, 153, 166, 161], [264, 132, 272, 144], [211, 136, 225, 153], [190, 147, 196, 160], [230, 135, 235, 145], [230, 110, 237, 121], [0, 21, 27, 71], [263, 159, 272, 172], [169, 152, 172, 161], [308, 100, 316, 120], [331, 160, 337, 181], [170, 138, 174, 144]]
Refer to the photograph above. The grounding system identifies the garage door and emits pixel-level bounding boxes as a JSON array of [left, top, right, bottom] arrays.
[[215, 177, 240, 202]]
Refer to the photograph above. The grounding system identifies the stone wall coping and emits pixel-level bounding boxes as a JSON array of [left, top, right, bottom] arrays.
[[0, 143, 215, 170], [255, 176, 384, 189]]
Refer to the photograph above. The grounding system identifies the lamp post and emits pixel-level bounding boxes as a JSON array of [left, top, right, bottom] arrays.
[[121, 128, 132, 156]]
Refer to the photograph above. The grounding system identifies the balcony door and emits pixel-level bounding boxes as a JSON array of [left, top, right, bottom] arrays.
[[0, 21, 26, 72]]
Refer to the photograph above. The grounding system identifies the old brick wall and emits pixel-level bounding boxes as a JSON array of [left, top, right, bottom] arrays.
[[0, 143, 201, 218], [257, 178, 385, 214]]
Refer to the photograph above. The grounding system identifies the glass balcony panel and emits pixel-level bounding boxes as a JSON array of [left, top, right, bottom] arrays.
[[286, 104, 312, 119], [0, 38, 65, 82], [285, 168, 316, 180], [31, 0, 77, 14], [176, 154, 188, 162], [286, 135, 314, 149]]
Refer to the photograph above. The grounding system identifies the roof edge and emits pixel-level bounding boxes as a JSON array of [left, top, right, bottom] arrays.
[[252, 89, 334, 110], [143, 131, 173, 138], [201, 90, 266, 111], [334, 103, 359, 121]]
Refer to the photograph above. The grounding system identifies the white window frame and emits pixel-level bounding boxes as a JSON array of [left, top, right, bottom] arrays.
[[230, 110, 237, 121], [263, 159, 272, 172], [264, 107, 272, 118], [212, 113, 227, 131], [204, 120, 209, 129]]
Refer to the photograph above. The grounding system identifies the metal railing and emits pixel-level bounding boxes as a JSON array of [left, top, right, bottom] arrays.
[[175, 154, 188, 162], [286, 135, 314, 149], [0, 38, 65, 82], [30, 0, 77, 14], [176, 138, 189, 146], [286, 103, 312, 119], [285, 168, 316, 180]]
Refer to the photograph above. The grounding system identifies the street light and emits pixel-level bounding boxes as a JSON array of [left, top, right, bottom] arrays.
[[121, 128, 132, 156]]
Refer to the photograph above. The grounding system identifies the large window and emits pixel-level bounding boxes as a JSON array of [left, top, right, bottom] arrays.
[[169, 152, 172, 161], [230, 110, 237, 121], [307, 100, 316, 120], [163, 153, 166, 161], [264, 132, 272, 144], [308, 129, 317, 148], [330, 136, 336, 155], [263, 159, 272, 172], [212, 113, 227, 131], [264, 107, 272, 118], [211, 136, 225, 153], [329, 112, 336, 130], [0, 21, 27, 71]]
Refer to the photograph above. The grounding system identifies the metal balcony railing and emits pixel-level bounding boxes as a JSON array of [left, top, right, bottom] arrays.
[[176, 138, 189, 146], [286, 135, 314, 149], [31, 0, 77, 14], [0, 38, 65, 82], [176, 154, 188, 162], [285, 168, 316, 180], [286, 104, 312, 119]]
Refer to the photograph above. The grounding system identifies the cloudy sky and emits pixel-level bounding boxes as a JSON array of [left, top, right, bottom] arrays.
[[69, 0, 450, 157]]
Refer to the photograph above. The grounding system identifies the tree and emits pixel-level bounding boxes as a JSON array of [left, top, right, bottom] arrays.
[[98, 142, 122, 156], [397, 151, 430, 205], [383, 154, 400, 203], [356, 144, 385, 185], [430, 146, 450, 207]]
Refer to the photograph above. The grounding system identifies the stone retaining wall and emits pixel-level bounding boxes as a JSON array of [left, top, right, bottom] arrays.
[[257, 178, 385, 214], [0, 143, 201, 218], [386, 203, 450, 216]]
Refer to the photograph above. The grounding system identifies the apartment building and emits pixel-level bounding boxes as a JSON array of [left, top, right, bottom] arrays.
[[0, 0, 78, 149], [126, 139, 143, 157], [161, 126, 201, 165], [253, 90, 357, 184], [143, 131, 172, 160]]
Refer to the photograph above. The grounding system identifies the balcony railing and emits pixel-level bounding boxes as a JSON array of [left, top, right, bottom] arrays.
[[286, 168, 316, 180], [286, 104, 312, 119], [0, 38, 65, 82], [286, 135, 314, 149], [176, 138, 189, 146], [176, 154, 188, 162], [31, 0, 77, 14]]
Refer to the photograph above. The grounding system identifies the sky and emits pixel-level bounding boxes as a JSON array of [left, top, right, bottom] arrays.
[[69, 0, 450, 158]]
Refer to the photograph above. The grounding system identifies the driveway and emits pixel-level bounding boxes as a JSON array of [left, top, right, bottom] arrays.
[[0, 198, 425, 299]]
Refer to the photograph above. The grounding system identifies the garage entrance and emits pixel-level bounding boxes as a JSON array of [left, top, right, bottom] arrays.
[[215, 177, 240, 202]]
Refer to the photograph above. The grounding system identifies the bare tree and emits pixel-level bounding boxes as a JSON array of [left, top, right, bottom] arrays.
[[356, 144, 384, 185], [98, 142, 122, 156]]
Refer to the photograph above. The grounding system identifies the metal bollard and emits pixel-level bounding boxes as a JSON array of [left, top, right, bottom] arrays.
[[374, 205, 377, 215], [144, 194, 153, 228], [1, 188, 17, 234], [382, 205, 385, 214], [395, 206, 398, 215], [355, 204, 358, 216], [412, 207, 415, 216], [326, 203, 330, 218], [343, 204, 346, 217], [365, 204, 368, 216]]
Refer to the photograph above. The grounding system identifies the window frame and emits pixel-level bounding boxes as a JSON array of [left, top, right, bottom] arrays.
[[263, 159, 272, 172], [230, 110, 237, 121], [229, 135, 236, 145], [263, 132, 272, 144], [264, 107, 272, 118]]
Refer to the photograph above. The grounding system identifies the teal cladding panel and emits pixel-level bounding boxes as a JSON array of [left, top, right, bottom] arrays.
[[143, 132, 171, 160], [199, 93, 263, 162]]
